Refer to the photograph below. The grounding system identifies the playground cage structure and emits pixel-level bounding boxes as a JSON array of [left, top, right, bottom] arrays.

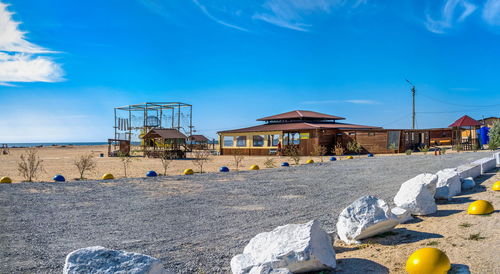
[[110, 102, 193, 156]]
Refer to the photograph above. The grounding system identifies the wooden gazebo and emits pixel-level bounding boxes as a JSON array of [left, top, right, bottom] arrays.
[[142, 129, 187, 158], [449, 115, 481, 150]]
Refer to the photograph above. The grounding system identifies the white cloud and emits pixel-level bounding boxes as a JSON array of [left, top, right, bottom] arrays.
[[302, 99, 379, 105], [0, 2, 63, 84], [425, 0, 477, 34], [192, 0, 249, 32], [483, 0, 500, 25]]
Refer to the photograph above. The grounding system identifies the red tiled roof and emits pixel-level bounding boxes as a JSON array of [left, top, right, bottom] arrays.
[[257, 110, 345, 121], [188, 135, 209, 142], [448, 115, 481, 127], [218, 122, 380, 133]]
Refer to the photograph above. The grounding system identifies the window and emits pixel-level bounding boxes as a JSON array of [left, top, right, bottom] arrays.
[[236, 136, 247, 147], [368, 132, 375, 136], [349, 132, 356, 136], [223, 136, 234, 147], [253, 135, 264, 147], [291, 133, 300, 145], [267, 134, 280, 146]]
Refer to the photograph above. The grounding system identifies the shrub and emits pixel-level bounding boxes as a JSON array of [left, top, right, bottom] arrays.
[[454, 143, 463, 153], [192, 150, 212, 173], [405, 149, 412, 155], [347, 140, 362, 155], [388, 143, 398, 151], [418, 145, 430, 155], [160, 153, 173, 175], [263, 157, 276, 168], [311, 144, 327, 162], [232, 150, 245, 171], [488, 120, 500, 150], [285, 145, 301, 165], [74, 153, 97, 180], [334, 143, 345, 157], [441, 147, 447, 155], [17, 148, 45, 182], [117, 151, 134, 177]]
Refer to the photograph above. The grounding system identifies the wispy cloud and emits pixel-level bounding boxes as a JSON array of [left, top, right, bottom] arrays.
[[425, 0, 477, 34], [302, 99, 379, 105], [0, 2, 63, 85], [483, 0, 500, 25], [192, 0, 249, 32], [252, 0, 366, 32]]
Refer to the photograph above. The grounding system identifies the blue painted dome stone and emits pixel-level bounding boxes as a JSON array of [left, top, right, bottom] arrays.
[[281, 162, 290, 167], [53, 174, 65, 182], [330, 157, 337, 161], [367, 153, 374, 157], [220, 166, 230, 172], [146, 170, 158, 177]]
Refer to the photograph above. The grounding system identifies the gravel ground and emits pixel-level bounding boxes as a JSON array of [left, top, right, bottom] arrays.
[[0, 151, 494, 273]]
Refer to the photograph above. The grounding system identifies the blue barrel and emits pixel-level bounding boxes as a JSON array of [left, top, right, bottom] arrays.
[[330, 157, 337, 161], [220, 166, 230, 172], [146, 170, 158, 177], [367, 153, 374, 157], [281, 162, 290, 167], [53, 174, 65, 182]]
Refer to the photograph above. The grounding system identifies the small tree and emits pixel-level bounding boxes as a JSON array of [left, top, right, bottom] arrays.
[[264, 157, 276, 168], [74, 153, 97, 180], [334, 143, 345, 157], [488, 121, 500, 150], [17, 148, 45, 182], [441, 147, 447, 155], [311, 144, 327, 162], [454, 143, 463, 153], [160, 153, 174, 175], [284, 145, 301, 165], [192, 150, 212, 173], [117, 152, 134, 177], [418, 145, 430, 155], [347, 140, 362, 155], [232, 150, 245, 171]]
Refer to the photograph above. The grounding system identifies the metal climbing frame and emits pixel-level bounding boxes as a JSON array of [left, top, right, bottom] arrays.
[[113, 102, 193, 145]]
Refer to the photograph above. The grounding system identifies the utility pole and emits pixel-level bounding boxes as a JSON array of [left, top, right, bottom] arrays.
[[406, 79, 416, 129]]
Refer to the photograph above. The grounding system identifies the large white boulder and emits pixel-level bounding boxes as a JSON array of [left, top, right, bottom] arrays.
[[248, 265, 292, 274], [393, 173, 438, 216], [230, 220, 336, 274], [391, 207, 413, 224], [461, 177, 475, 190], [456, 163, 481, 179], [471, 157, 496, 174], [336, 195, 399, 244], [63, 246, 169, 274], [434, 168, 461, 200]]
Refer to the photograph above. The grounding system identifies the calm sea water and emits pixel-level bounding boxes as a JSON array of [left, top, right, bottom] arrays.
[[3, 142, 108, 148]]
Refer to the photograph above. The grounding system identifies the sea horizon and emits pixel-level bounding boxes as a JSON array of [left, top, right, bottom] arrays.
[[2, 142, 109, 148]]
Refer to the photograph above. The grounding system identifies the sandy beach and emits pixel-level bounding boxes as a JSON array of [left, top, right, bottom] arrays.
[[0, 144, 466, 183]]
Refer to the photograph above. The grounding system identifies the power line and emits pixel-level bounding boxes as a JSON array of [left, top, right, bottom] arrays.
[[418, 93, 500, 108]]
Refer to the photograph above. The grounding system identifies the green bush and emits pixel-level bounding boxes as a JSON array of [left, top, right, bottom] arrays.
[[405, 149, 412, 155], [488, 121, 500, 150], [441, 147, 447, 155], [418, 145, 430, 155]]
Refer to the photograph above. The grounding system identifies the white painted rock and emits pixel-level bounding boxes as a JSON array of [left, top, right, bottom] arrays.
[[494, 152, 500, 165], [461, 177, 475, 190], [456, 163, 481, 179], [248, 265, 292, 274], [230, 220, 336, 274], [434, 168, 461, 200], [63, 246, 169, 274], [391, 207, 413, 224], [336, 195, 399, 244], [471, 157, 496, 174], [393, 173, 438, 216]]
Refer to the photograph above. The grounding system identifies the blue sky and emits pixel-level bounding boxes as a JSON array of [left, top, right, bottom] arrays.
[[0, 0, 499, 142]]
